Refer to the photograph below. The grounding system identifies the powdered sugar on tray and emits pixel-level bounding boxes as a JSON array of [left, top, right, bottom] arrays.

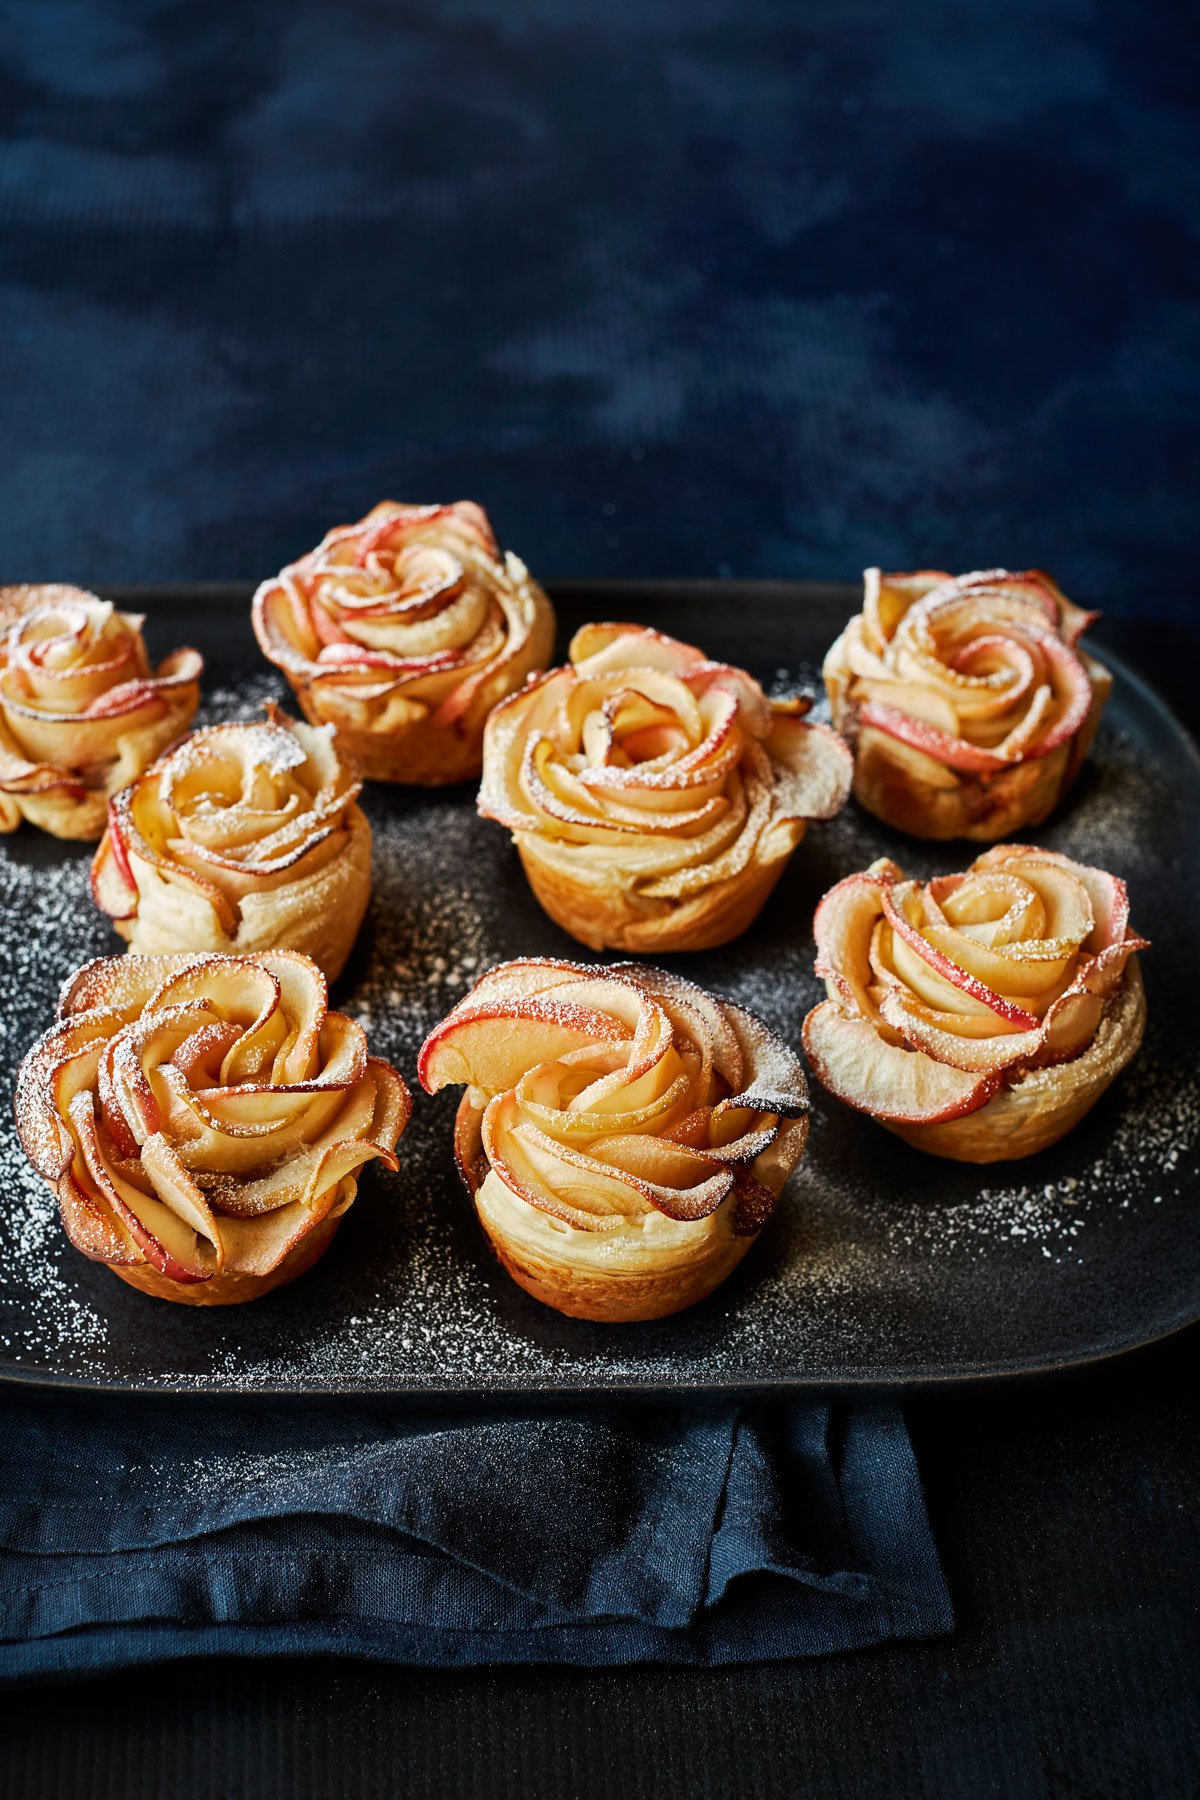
[[200, 670, 289, 724], [0, 849, 113, 1356], [0, 643, 1195, 1391]]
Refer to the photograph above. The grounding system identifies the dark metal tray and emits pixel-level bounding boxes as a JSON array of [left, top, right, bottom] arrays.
[[0, 581, 1196, 1398]]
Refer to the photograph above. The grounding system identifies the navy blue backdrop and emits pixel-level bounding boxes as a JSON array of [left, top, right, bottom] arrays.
[[1, 0, 1196, 632]]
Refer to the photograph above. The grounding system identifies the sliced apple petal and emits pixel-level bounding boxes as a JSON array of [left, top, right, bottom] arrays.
[[972, 845, 1131, 954], [813, 865, 898, 1018], [881, 882, 1041, 1027], [1038, 988, 1105, 1063], [1014, 630, 1094, 756], [879, 988, 1043, 1073], [803, 1001, 997, 1124], [418, 998, 632, 1096], [569, 622, 705, 676], [858, 700, 1010, 774], [767, 715, 854, 820]]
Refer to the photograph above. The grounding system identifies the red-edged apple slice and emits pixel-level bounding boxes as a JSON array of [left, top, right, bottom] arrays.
[[1012, 631, 1093, 756], [352, 504, 452, 566], [69, 1092, 214, 1282], [717, 999, 811, 1123], [445, 958, 606, 1016], [309, 596, 354, 649], [857, 700, 1011, 774], [90, 799, 140, 920], [419, 999, 632, 1096], [803, 1001, 998, 1124], [79, 678, 166, 722], [480, 1094, 638, 1228], [569, 622, 706, 675], [881, 883, 1042, 1027], [615, 962, 747, 1092], [951, 570, 1061, 630], [1038, 987, 1106, 1063], [879, 988, 1043, 1073], [862, 568, 948, 652], [767, 715, 854, 820], [56, 1164, 140, 1265], [972, 846, 1131, 954], [57, 953, 201, 1022], [812, 864, 898, 1016]]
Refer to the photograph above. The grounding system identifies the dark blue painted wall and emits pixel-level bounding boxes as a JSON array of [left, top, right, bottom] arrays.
[[1, 1, 1196, 624]]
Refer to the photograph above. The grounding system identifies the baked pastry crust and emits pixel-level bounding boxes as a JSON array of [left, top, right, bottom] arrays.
[[16, 950, 410, 1304], [0, 586, 202, 840], [419, 957, 810, 1321], [252, 501, 555, 785], [91, 704, 371, 981], [478, 623, 853, 954], [802, 845, 1147, 1163], [823, 569, 1111, 840]]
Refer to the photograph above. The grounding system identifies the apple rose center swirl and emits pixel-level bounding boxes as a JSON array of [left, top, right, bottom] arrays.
[[91, 708, 372, 979], [478, 624, 852, 953], [251, 500, 554, 784], [0, 585, 202, 839], [16, 951, 411, 1301], [803, 846, 1148, 1161]]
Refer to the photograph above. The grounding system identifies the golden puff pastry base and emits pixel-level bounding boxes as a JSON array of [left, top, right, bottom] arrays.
[[884, 958, 1146, 1163], [515, 824, 805, 956], [108, 1212, 343, 1306], [454, 1097, 754, 1322], [110, 802, 372, 982]]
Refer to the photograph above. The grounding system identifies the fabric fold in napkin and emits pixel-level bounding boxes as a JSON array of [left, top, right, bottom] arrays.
[[0, 1396, 951, 1683]]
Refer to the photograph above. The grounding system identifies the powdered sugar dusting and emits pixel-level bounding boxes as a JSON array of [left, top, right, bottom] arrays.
[[200, 669, 289, 725], [0, 634, 1195, 1393], [0, 850, 113, 1355]]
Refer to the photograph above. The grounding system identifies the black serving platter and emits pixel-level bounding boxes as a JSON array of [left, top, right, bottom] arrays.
[[0, 581, 1196, 1400]]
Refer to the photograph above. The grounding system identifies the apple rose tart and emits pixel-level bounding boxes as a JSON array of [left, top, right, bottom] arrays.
[[251, 500, 555, 785], [418, 957, 810, 1322], [0, 586, 202, 840], [477, 623, 853, 953], [90, 705, 371, 981], [823, 568, 1111, 840], [16, 950, 410, 1304], [803, 845, 1147, 1163]]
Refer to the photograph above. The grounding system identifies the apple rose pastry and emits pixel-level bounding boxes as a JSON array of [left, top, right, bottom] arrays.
[[823, 568, 1111, 840], [418, 957, 810, 1322], [90, 705, 371, 981], [803, 846, 1147, 1163], [251, 500, 555, 784], [16, 950, 410, 1305], [478, 624, 853, 953], [0, 586, 202, 840]]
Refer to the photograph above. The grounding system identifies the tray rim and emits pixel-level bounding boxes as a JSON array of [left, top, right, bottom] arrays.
[[2, 579, 1197, 1403]]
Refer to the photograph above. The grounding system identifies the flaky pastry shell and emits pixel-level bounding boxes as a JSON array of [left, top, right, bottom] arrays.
[[478, 623, 852, 954], [16, 950, 410, 1304], [91, 705, 371, 981], [419, 957, 810, 1322], [824, 568, 1111, 841], [802, 845, 1147, 1164], [252, 500, 554, 785], [0, 586, 202, 840]]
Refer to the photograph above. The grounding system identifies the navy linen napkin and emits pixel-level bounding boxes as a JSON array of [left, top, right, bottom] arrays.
[[0, 1396, 950, 1683]]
